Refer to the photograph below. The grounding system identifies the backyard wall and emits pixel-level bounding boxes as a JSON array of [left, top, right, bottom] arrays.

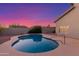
[[42, 27, 55, 34], [0, 28, 29, 36]]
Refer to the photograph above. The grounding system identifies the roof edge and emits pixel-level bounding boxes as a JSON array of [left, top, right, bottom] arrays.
[[54, 3, 75, 23]]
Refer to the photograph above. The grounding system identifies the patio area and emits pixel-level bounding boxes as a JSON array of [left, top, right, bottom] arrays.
[[0, 34, 79, 56]]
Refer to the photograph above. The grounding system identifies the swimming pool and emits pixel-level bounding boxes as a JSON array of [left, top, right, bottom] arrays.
[[11, 34, 59, 53]]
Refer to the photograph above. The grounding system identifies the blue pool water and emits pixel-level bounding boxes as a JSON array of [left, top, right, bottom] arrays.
[[12, 34, 59, 53]]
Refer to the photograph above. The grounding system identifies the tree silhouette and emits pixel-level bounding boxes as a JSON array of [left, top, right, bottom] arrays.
[[28, 26, 42, 33]]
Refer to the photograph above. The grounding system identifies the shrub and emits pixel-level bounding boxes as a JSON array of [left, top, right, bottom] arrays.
[[0, 26, 5, 32], [28, 26, 42, 33], [52, 27, 56, 33]]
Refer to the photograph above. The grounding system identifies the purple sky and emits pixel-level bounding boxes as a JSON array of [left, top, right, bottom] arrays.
[[0, 3, 72, 27]]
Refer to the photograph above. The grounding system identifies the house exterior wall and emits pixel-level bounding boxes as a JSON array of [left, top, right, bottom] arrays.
[[56, 4, 79, 39]]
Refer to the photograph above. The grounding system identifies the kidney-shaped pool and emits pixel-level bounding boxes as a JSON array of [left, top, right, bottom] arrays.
[[11, 34, 59, 53]]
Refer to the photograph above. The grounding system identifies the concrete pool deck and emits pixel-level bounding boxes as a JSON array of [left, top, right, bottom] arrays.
[[0, 34, 79, 56]]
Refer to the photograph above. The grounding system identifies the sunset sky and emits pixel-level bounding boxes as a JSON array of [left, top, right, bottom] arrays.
[[0, 3, 72, 27]]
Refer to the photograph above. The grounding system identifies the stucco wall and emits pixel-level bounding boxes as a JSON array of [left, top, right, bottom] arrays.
[[56, 4, 79, 39], [42, 27, 55, 33], [0, 28, 29, 35]]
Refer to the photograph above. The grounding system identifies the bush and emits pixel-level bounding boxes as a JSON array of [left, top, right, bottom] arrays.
[[28, 26, 42, 33], [0, 27, 5, 32], [52, 27, 56, 33]]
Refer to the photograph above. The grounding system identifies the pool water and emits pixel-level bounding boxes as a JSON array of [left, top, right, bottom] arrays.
[[12, 34, 59, 53]]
